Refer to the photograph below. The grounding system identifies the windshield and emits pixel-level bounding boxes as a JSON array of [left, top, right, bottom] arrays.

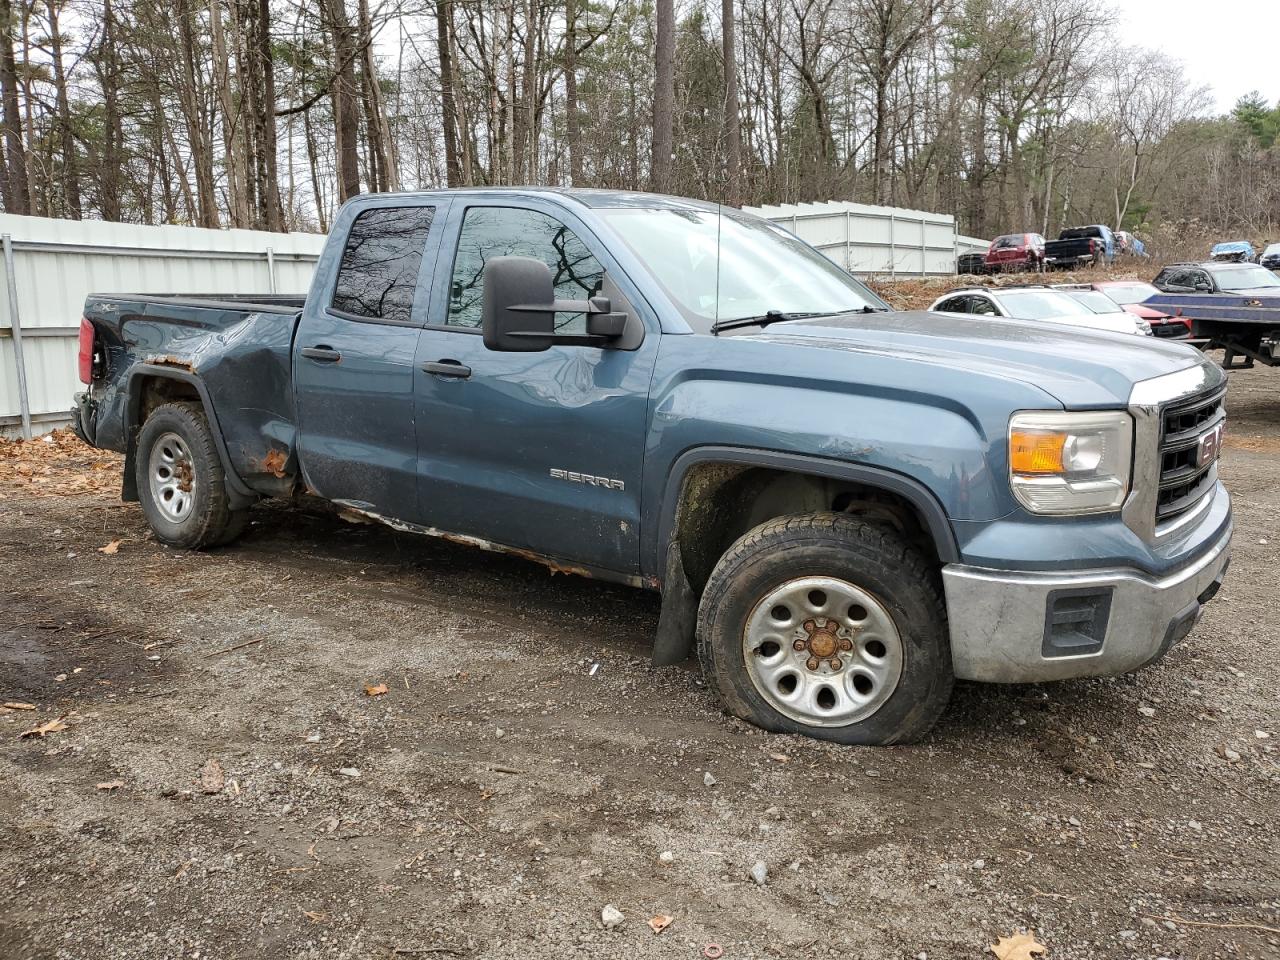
[[1060, 290, 1126, 315], [596, 207, 888, 332], [1210, 265, 1280, 291], [997, 290, 1084, 320], [1099, 282, 1158, 305]]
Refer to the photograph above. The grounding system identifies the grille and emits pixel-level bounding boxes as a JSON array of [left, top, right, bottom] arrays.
[[1156, 386, 1226, 527], [1151, 323, 1187, 339]]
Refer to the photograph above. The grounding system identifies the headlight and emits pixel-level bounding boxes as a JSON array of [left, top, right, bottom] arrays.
[[1135, 318, 1152, 336], [1008, 410, 1133, 515]]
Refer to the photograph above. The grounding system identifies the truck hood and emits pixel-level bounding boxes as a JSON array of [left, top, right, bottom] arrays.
[[745, 309, 1209, 408]]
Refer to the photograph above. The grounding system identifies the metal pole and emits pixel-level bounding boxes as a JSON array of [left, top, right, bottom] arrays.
[[888, 215, 896, 279], [266, 246, 277, 294], [920, 219, 927, 277], [2, 233, 32, 440], [844, 210, 852, 271]]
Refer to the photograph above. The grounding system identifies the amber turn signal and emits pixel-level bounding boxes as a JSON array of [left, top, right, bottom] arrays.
[[1010, 430, 1067, 474]]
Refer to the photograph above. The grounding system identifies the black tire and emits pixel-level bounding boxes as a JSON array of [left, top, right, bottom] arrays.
[[134, 401, 248, 549], [696, 512, 952, 746]]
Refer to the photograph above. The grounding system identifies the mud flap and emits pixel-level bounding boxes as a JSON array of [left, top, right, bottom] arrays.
[[651, 540, 698, 666]]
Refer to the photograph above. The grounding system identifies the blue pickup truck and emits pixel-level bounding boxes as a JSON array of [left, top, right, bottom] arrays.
[[71, 189, 1232, 745]]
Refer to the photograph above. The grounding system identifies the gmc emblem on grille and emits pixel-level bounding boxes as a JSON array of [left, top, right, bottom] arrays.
[[1197, 422, 1225, 467]]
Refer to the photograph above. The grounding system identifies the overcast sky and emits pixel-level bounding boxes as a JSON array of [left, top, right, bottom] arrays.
[[1117, 0, 1279, 112]]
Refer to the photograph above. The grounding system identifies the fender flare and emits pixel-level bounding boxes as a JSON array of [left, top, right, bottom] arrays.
[[651, 446, 959, 573], [122, 364, 256, 508], [649, 446, 959, 667]]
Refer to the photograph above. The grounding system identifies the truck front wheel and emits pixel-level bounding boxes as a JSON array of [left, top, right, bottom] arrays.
[[696, 512, 952, 745], [135, 401, 248, 549]]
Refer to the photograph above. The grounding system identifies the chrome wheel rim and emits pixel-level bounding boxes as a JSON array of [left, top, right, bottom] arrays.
[[149, 432, 195, 522], [743, 576, 903, 727]]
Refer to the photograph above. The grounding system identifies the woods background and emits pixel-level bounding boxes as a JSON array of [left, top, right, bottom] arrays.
[[2, 0, 1279, 243]]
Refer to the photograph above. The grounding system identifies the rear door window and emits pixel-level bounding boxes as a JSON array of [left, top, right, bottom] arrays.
[[331, 206, 436, 323], [969, 296, 1000, 316]]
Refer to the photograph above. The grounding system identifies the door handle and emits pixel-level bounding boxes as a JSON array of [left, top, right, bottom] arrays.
[[423, 359, 471, 379], [301, 345, 342, 363]]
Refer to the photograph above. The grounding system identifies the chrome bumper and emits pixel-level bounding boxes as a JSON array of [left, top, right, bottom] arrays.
[[942, 522, 1232, 683]]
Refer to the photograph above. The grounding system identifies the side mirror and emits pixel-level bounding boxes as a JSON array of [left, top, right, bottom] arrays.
[[482, 256, 555, 352], [482, 255, 630, 352], [1194, 282, 1212, 293], [585, 297, 627, 337]]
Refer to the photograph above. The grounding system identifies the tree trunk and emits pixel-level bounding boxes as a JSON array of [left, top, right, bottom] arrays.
[[98, 0, 123, 220], [0, 0, 30, 214], [322, 0, 363, 202], [651, 0, 674, 192], [176, 0, 219, 227], [46, 0, 80, 218], [721, 0, 740, 206], [564, 0, 581, 185], [210, 0, 249, 227], [436, 0, 462, 186], [255, 0, 284, 229]]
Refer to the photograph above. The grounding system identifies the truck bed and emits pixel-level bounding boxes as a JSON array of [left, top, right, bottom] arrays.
[[80, 292, 308, 498]]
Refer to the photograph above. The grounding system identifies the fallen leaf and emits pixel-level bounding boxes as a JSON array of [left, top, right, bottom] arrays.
[[18, 717, 67, 739], [769, 752, 790, 763], [3, 702, 36, 711], [647, 914, 674, 934], [990, 930, 1048, 960], [97, 539, 123, 555], [199, 759, 225, 794], [301, 909, 329, 924], [96, 779, 125, 791], [363, 682, 388, 697]]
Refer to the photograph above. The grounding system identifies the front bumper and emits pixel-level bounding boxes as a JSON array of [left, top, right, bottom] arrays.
[[942, 521, 1231, 683]]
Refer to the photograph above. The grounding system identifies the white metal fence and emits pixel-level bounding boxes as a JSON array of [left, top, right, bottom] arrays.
[[1, 204, 986, 438], [0, 214, 325, 438], [745, 200, 985, 277]]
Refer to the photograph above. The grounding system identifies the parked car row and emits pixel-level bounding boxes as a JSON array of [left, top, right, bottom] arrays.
[[928, 281, 1193, 340], [958, 224, 1151, 275]]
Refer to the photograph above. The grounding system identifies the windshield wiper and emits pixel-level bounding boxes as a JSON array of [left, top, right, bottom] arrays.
[[711, 306, 882, 335]]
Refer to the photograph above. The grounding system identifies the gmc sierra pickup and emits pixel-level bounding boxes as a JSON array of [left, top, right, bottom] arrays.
[[72, 189, 1233, 745]]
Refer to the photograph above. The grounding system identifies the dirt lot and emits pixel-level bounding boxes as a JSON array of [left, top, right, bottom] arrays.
[[1, 366, 1278, 960]]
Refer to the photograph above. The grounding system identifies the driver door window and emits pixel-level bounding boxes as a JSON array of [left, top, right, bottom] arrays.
[[446, 207, 605, 333]]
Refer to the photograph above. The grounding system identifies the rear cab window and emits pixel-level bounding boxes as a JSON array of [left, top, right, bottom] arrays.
[[330, 206, 436, 323]]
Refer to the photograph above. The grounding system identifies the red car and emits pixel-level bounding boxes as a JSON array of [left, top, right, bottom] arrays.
[[985, 233, 1046, 272], [1082, 280, 1192, 339]]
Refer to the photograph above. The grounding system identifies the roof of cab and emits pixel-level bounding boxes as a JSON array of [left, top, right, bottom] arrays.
[[358, 186, 721, 213]]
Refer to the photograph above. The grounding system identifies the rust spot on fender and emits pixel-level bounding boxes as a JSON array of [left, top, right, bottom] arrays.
[[261, 449, 288, 478], [143, 354, 196, 373]]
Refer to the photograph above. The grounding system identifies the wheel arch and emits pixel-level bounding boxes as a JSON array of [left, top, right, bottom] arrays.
[[650, 447, 957, 666], [122, 366, 256, 507]]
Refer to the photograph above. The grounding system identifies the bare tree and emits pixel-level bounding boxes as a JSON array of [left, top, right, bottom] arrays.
[[651, 0, 674, 191]]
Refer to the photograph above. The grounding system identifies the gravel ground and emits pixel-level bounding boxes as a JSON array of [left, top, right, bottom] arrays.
[[1, 365, 1277, 960]]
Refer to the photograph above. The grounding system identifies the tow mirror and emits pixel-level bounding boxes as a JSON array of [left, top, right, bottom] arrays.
[[482, 256, 556, 352], [482, 255, 630, 352]]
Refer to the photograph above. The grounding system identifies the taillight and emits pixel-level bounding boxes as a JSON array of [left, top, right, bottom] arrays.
[[78, 317, 95, 383]]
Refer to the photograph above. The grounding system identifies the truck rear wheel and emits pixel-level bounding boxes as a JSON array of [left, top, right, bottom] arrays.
[[135, 401, 248, 549], [696, 512, 952, 746]]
